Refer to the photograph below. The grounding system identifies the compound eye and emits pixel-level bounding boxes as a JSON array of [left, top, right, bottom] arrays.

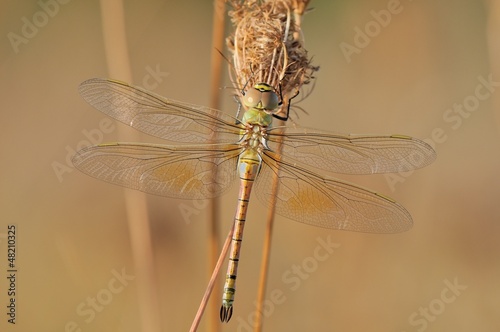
[[243, 88, 261, 108], [260, 91, 279, 110]]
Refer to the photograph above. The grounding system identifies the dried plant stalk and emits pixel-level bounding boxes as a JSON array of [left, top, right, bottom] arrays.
[[226, 0, 319, 119], [98, 1, 161, 332], [207, 1, 226, 331]]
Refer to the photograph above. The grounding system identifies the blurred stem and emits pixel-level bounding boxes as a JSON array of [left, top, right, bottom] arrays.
[[190, 225, 234, 332], [98, 0, 161, 331], [207, 0, 227, 331], [254, 121, 285, 332], [253, 197, 276, 332]]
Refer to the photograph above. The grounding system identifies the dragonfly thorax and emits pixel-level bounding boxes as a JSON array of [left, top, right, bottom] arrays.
[[241, 108, 273, 127], [240, 124, 269, 152], [237, 126, 265, 182]]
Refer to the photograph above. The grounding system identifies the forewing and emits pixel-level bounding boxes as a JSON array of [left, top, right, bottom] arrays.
[[79, 78, 242, 143], [255, 150, 413, 233], [72, 143, 240, 199], [266, 127, 436, 174]]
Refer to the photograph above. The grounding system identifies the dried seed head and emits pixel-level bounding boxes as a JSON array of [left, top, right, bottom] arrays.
[[226, 0, 319, 117]]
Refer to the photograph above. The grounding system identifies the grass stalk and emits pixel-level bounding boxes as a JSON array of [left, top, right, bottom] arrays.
[[190, 225, 234, 332], [98, 0, 161, 331]]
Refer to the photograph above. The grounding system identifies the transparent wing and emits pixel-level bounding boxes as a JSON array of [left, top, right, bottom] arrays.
[[72, 142, 241, 199], [79, 78, 242, 144], [255, 150, 412, 233], [266, 127, 436, 174]]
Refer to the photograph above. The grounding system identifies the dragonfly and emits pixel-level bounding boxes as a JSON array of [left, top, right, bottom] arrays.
[[72, 78, 436, 322]]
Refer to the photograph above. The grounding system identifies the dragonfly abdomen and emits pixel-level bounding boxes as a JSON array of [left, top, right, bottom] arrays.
[[220, 150, 262, 322]]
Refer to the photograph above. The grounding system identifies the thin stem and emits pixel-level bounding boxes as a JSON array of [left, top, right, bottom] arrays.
[[190, 225, 235, 332], [253, 121, 285, 332], [253, 196, 277, 332], [208, 1, 226, 331], [98, 0, 161, 331]]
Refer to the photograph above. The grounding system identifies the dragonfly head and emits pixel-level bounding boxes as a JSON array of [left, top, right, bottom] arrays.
[[242, 83, 279, 112]]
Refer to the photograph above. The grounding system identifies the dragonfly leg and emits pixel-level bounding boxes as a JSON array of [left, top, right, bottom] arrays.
[[233, 95, 243, 124], [273, 86, 299, 121]]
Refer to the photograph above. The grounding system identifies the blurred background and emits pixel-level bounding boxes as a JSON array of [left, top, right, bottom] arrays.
[[1, 0, 499, 331]]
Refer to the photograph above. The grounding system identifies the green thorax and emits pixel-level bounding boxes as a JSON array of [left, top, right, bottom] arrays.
[[241, 108, 273, 127]]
